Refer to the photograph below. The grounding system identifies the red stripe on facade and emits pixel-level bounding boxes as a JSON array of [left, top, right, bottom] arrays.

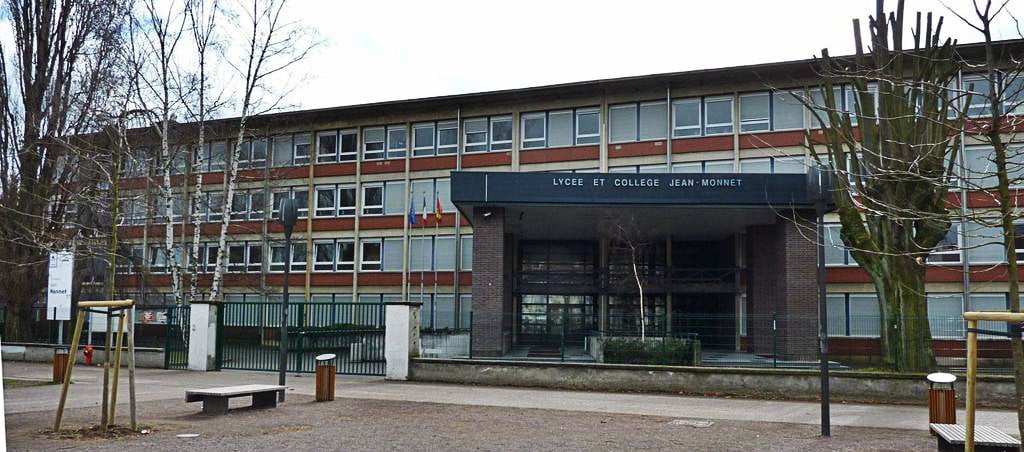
[[827, 264, 1024, 283], [311, 217, 356, 231], [313, 163, 357, 177], [520, 146, 600, 164], [831, 337, 1011, 359], [222, 274, 261, 287], [269, 166, 309, 180], [738, 130, 804, 149], [310, 273, 354, 286], [359, 272, 402, 285], [410, 155, 458, 171], [462, 152, 511, 168], [361, 160, 405, 174], [608, 141, 666, 158], [265, 274, 308, 286], [268, 219, 308, 233], [671, 136, 733, 153], [360, 216, 405, 229]]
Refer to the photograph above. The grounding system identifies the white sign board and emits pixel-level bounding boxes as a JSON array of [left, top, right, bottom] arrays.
[[46, 251, 74, 321]]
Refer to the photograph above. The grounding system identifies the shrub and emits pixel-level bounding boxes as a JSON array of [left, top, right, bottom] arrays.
[[602, 337, 701, 366]]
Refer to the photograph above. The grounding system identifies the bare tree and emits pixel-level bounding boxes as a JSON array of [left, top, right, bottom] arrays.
[[805, 0, 968, 372], [605, 214, 658, 341], [0, 0, 128, 339], [207, 0, 315, 303], [942, 0, 1024, 439]]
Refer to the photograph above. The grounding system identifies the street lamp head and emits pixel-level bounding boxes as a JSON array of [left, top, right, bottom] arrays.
[[278, 198, 298, 233]]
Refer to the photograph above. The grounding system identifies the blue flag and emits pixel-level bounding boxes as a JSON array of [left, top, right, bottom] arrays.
[[408, 201, 417, 225]]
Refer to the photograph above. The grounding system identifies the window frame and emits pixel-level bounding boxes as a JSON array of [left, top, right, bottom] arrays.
[[671, 98, 701, 138], [609, 103, 638, 144], [360, 239, 383, 271], [338, 185, 357, 217], [574, 107, 601, 145], [739, 91, 771, 133], [703, 96, 735, 135], [337, 240, 355, 271], [313, 239, 337, 272], [314, 184, 337, 218], [436, 120, 458, 155], [362, 126, 386, 161], [489, 116, 513, 151], [361, 183, 384, 216], [316, 130, 339, 163], [462, 118, 488, 153], [520, 112, 547, 149], [292, 134, 310, 166], [386, 125, 407, 159], [412, 122, 436, 157]]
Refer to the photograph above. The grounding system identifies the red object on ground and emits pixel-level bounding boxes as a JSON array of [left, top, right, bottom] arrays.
[[83, 345, 94, 366]]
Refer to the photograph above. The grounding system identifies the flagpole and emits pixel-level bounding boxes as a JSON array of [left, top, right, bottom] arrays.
[[433, 192, 439, 325], [419, 196, 425, 313]]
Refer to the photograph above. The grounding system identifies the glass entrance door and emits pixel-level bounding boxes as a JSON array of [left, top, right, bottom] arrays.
[[518, 294, 596, 346]]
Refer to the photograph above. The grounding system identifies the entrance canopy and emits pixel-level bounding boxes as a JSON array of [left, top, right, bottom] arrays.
[[451, 171, 827, 240]]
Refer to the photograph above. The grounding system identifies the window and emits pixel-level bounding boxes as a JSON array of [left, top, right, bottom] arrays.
[[575, 108, 600, 144], [459, 294, 472, 329], [339, 129, 358, 162], [410, 236, 431, 271], [773, 156, 806, 174], [671, 162, 701, 173], [609, 104, 637, 143], [825, 224, 848, 266], [520, 112, 544, 147], [382, 238, 403, 271], [463, 118, 488, 153], [410, 179, 435, 214], [638, 102, 667, 141], [293, 134, 310, 165], [809, 87, 841, 128], [230, 191, 248, 221], [314, 240, 336, 271], [386, 125, 406, 159], [490, 116, 512, 151], [293, 188, 309, 218], [962, 74, 995, 117], [362, 183, 383, 215], [315, 185, 336, 217], [204, 244, 219, 273], [337, 240, 355, 271], [1005, 72, 1024, 115], [206, 191, 225, 222], [272, 135, 293, 167], [246, 243, 262, 272], [739, 158, 771, 174], [927, 293, 964, 338], [270, 243, 306, 272], [638, 164, 666, 173], [363, 127, 385, 160], [970, 293, 1010, 337], [927, 223, 961, 263], [828, 293, 881, 337], [773, 90, 806, 130], [413, 123, 435, 156], [360, 239, 382, 271], [228, 243, 246, 272], [547, 110, 573, 147], [149, 246, 168, 273], [436, 121, 458, 155], [704, 96, 734, 135], [316, 131, 338, 163], [846, 83, 879, 125], [739, 92, 770, 132], [249, 139, 268, 169], [436, 178, 454, 213], [209, 141, 227, 172], [460, 235, 473, 270], [338, 185, 357, 216], [672, 98, 701, 137], [383, 181, 405, 215], [435, 235, 455, 270], [703, 160, 733, 173], [964, 221, 1004, 264]]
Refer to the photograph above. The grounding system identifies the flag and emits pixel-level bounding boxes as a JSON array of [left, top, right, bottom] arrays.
[[434, 193, 443, 220], [408, 201, 417, 225], [421, 196, 428, 222]]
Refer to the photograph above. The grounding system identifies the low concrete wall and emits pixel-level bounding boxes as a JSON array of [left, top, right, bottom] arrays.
[[2, 342, 165, 368], [410, 358, 1016, 409]]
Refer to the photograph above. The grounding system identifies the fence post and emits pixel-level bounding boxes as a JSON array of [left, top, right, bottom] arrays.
[[187, 302, 218, 371], [164, 307, 172, 369], [384, 301, 421, 380], [772, 312, 778, 369], [560, 314, 566, 362], [468, 310, 473, 359]]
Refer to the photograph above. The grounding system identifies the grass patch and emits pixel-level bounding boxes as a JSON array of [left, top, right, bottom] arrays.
[[3, 378, 55, 388]]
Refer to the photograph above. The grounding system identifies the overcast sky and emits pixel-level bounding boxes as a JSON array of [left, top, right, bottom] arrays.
[[281, 0, 1023, 111]]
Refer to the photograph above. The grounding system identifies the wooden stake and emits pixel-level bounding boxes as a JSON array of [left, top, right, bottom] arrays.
[[53, 311, 86, 431], [965, 319, 977, 452], [127, 306, 137, 430], [108, 308, 127, 426], [101, 308, 111, 427]]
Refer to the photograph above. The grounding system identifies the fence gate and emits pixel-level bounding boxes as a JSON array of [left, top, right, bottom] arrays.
[[217, 302, 386, 376], [164, 305, 190, 369]]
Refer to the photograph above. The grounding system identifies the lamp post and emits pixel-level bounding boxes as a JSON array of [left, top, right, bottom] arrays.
[[808, 165, 832, 437], [277, 198, 298, 402]]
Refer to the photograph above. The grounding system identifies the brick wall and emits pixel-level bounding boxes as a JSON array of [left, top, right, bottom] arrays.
[[747, 211, 819, 360], [471, 207, 508, 357]]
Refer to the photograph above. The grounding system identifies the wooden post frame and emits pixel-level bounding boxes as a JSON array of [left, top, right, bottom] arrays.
[[53, 299, 136, 432], [962, 311, 1024, 452]]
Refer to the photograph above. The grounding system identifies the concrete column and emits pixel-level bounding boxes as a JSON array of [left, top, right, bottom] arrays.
[[384, 301, 421, 381], [187, 302, 217, 371]]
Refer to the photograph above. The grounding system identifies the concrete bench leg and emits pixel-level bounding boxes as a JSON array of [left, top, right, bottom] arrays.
[[202, 396, 229, 416], [252, 391, 278, 409]]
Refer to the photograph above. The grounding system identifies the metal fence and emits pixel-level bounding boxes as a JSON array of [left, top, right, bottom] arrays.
[[216, 301, 386, 376]]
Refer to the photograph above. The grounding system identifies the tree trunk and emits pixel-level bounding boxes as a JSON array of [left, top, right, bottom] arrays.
[[866, 255, 936, 372]]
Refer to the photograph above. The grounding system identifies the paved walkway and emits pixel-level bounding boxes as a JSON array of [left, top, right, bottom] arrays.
[[3, 361, 1018, 435]]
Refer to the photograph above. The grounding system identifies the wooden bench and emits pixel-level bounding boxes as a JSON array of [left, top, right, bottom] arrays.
[[930, 423, 1021, 452], [185, 384, 285, 415]]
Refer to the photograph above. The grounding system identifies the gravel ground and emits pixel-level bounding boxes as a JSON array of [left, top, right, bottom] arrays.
[[7, 395, 935, 451]]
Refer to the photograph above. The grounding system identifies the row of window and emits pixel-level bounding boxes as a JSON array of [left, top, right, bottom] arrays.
[[823, 292, 1013, 339], [826, 221, 1024, 266], [129, 235, 474, 274]]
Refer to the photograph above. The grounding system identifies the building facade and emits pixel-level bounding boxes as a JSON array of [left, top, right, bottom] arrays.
[[115, 42, 1022, 363]]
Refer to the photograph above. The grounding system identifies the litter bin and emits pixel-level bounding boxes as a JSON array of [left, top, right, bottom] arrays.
[[53, 346, 70, 384], [927, 372, 957, 427], [315, 353, 337, 402]]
